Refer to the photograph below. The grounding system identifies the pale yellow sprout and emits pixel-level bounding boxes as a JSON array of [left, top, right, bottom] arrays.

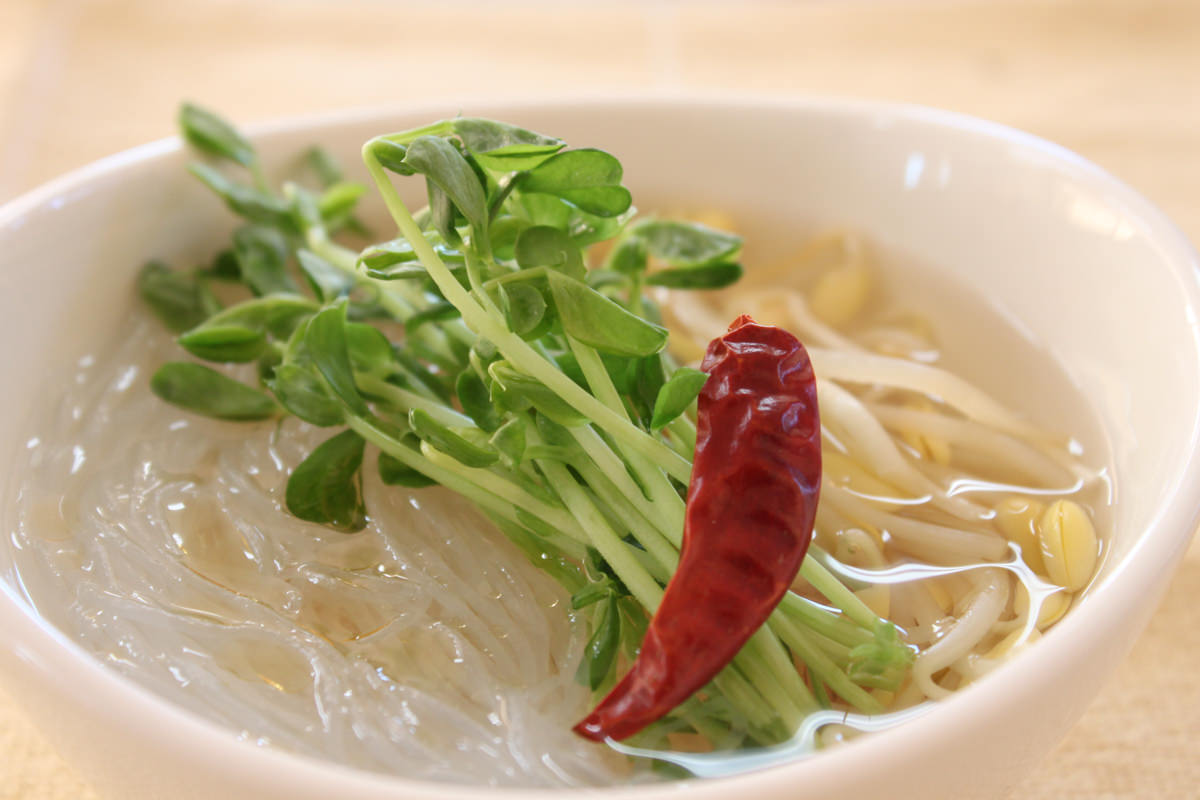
[[855, 584, 891, 618], [810, 261, 873, 328], [897, 399, 952, 466], [822, 450, 910, 512], [925, 579, 954, 615], [985, 626, 1042, 660]]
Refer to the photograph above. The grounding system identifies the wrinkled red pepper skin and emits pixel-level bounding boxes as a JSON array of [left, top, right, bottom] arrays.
[[574, 315, 821, 742]]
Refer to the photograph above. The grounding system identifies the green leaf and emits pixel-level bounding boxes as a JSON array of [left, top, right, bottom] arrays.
[[571, 580, 614, 610], [318, 181, 365, 222], [585, 270, 628, 294], [555, 186, 633, 218], [185, 294, 318, 340], [297, 249, 354, 302], [394, 348, 452, 404], [357, 235, 464, 280], [178, 324, 265, 363], [362, 263, 428, 282], [513, 225, 585, 279], [285, 429, 367, 532], [268, 364, 344, 426], [305, 303, 369, 416], [585, 546, 631, 597], [232, 225, 296, 295], [517, 193, 571, 229], [631, 220, 742, 265], [378, 450, 438, 488], [178, 103, 255, 167], [452, 118, 564, 171], [546, 272, 668, 358], [524, 148, 621, 189], [344, 322, 394, 380], [500, 282, 549, 339], [650, 367, 708, 430], [568, 205, 633, 247], [600, 352, 639, 395], [607, 237, 648, 277], [532, 412, 580, 450], [456, 369, 501, 432], [256, 344, 283, 384], [521, 149, 631, 217], [305, 146, 343, 186], [289, 184, 324, 230], [368, 139, 415, 175], [489, 417, 526, 465], [402, 136, 489, 235], [188, 164, 297, 232], [553, 351, 588, 389], [150, 362, 276, 421], [489, 361, 589, 427], [576, 595, 621, 691], [207, 248, 242, 280], [427, 179, 462, 246], [404, 301, 461, 334], [488, 215, 524, 261], [138, 261, 211, 333], [632, 353, 667, 425], [408, 408, 498, 468], [646, 261, 743, 290]]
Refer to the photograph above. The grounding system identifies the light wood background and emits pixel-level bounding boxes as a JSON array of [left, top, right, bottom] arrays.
[[1, 1, 1198, 798]]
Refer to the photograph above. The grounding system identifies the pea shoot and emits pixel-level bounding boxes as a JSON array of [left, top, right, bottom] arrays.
[[146, 103, 914, 756]]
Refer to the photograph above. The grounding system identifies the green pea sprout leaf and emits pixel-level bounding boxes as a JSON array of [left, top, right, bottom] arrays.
[[286, 428, 368, 532]]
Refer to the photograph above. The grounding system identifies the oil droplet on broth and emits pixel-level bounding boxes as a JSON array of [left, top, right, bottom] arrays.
[[166, 495, 266, 590], [215, 639, 314, 695]]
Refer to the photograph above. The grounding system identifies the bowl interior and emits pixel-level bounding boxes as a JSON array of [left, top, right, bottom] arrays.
[[1, 98, 1198, 800]]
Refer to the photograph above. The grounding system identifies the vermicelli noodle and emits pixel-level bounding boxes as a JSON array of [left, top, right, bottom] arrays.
[[5, 226, 1109, 785]]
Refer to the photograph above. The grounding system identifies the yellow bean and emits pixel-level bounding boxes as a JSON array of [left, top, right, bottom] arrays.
[[1014, 588, 1072, 629], [995, 496, 1047, 575], [809, 262, 872, 328], [1038, 500, 1099, 591]]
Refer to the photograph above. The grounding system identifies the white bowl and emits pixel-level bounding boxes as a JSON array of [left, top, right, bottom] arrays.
[[1, 97, 1198, 800]]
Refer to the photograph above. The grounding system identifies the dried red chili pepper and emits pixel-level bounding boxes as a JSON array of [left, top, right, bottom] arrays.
[[574, 314, 821, 742]]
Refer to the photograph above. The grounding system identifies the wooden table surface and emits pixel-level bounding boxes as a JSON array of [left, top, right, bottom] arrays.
[[1, 1, 1198, 797]]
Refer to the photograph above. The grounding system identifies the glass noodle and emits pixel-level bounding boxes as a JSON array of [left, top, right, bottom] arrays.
[[5, 218, 1108, 785]]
